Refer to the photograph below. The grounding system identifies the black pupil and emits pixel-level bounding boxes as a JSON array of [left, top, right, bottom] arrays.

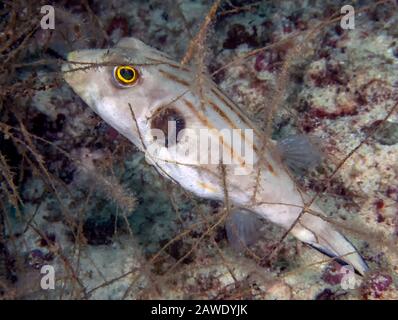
[[120, 68, 134, 80]]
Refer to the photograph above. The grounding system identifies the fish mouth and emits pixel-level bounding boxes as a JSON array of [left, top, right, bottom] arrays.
[[62, 49, 104, 90], [62, 50, 89, 75], [61, 50, 100, 111], [61, 51, 82, 85]]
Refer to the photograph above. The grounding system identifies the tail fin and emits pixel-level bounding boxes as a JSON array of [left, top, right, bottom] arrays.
[[291, 212, 369, 275]]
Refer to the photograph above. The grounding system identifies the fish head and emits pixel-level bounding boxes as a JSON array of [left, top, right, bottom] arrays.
[[63, 37, 255, 201], [62, 37, 191, 147]]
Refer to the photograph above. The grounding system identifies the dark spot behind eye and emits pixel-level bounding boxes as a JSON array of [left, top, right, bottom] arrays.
[[150, 107, 185, 147]]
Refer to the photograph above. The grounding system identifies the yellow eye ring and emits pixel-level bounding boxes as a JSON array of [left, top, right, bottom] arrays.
[[114, 65, 139, 86]]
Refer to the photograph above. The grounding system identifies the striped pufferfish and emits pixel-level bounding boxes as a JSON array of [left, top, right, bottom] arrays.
[[62, 37, 368, 275]]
